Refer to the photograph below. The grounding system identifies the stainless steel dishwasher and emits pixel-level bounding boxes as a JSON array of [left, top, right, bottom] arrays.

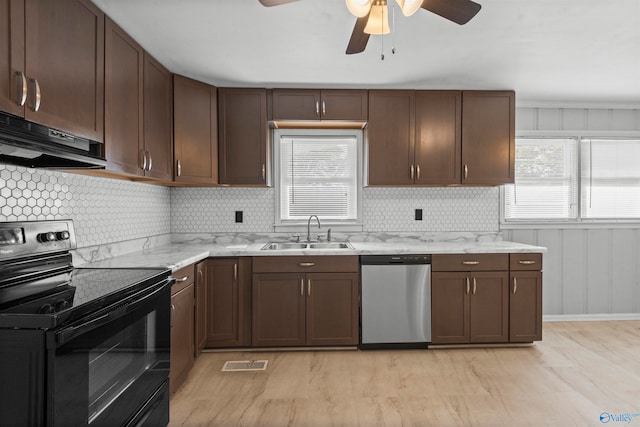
[[360, 255, 431, 349]]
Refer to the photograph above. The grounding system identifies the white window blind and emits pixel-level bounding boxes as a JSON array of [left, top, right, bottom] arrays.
[[279, 135, 358, 221], [581, 139, 640, 219], [504, 138, 578, 220]]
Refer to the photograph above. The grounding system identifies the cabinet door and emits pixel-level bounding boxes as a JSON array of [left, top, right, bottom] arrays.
[[306, 273, 359, 346], [509, 271, 542, 342], [170, 283, 195, 394], [104, 17, 143, 176], [461, 91, 515, 185], [0, 0, 24, 117], [414, 91, 461, 185], [206, 259, 241, 347], [218, 88, 268, 185], [431, 272, 469, 344], [24, 0, 104, 141], [320, 89, 368, 121], [469, 271, 509, 343], [173, 75, 218, 184], [272, 89, 320, 120], [195, 261, 207, 354], [143, 53, 172, 180], [367, 90, 415, 185], [252, 273, 305, 347]]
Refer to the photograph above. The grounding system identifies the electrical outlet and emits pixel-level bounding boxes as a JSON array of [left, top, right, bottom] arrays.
[[415, 209, 423, 221], [235, 211, 243, 223]]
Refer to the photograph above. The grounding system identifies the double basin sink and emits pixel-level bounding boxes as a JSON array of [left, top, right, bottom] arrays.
[[261, 242, 354, 251]]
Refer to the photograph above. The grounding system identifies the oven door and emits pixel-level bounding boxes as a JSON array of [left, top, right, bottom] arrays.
[[47, 279, 171, 427]]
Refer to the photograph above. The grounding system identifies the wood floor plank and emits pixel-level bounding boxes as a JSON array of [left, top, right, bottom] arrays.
[[169, 321, 640, 426]]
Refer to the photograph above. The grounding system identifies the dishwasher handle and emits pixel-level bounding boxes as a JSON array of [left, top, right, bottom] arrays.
[[360, 255, 432, 265]]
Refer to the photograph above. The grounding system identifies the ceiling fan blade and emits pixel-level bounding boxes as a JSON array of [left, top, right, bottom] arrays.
[[258, 0, 299, 6], [345, 15, 371, 55], [421, 0, 481, 25]]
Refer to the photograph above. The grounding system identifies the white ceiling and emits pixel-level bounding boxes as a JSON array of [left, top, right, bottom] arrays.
[[93, 0, 640, 104]]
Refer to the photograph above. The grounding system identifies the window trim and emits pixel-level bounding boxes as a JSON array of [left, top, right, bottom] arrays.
[[272, 128, 364, 233], [501, 133, 640, 227]]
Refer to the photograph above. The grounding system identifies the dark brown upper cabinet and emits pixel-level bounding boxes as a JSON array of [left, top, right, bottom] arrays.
[[1, 0, 104, 141], [461, 90, 515, 185], [218, 88, 268, 185], [104, 19, 173, 181], [272, 89, 368, 121], [173, 75, 218, 185]]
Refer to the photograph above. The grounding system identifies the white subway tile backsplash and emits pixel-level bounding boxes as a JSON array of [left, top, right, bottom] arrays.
[[0, 164, 171, 248]]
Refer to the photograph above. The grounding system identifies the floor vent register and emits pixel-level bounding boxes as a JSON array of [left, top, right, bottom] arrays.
[[221, 360, 269, 372]]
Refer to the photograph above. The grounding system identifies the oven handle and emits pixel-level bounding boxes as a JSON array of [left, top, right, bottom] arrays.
[[54, 279, 172, 347]]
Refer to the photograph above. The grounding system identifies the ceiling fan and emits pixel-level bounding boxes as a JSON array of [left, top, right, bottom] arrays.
[[258, 0, 481, 55]]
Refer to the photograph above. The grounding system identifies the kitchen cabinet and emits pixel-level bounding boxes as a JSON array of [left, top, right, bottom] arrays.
[[195, 261, 207, 354], [170, 264, 195, 394], [431, 254, 509, 344], [461, 90, 515, 185], [203, 258, 252, 348], [271, 89, 368, 121], [252, 256, 359, 347], [509, 253, 543, 342], [1, 0, 104, 141], [218, 88, 268, 185], [173, 75, 218, 184]]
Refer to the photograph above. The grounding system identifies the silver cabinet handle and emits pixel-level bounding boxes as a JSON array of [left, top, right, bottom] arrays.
[[233, 263, 238, 281], [410, 164, 415, 180], [170, 304, 175, 327], [513, 277, 518, 294], [147, 151, 152, 171], [262, 163, 266, 181], [299, 262, 315, 267], [141, 149, 147, 170], [177, 160, 182, 177], [16, 72, 27, 106], [307, 279, 311, 296], [197, 269, 204, 282], [464, 164, 468, 180], [300, 278, 304, 296], [30, 79, 41, 111], [473, 277, 477, 294], [466, 277, 470, 294], [315, 101, 320, 117], [462, 261, 480, 265], [518, 260, 536, 265], [416, 164, 420, 180], [322, 101, 326, 116], [175, 275, 189, 283]]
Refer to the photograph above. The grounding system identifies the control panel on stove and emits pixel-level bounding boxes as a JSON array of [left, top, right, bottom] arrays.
[[0, 220, 77, 259]]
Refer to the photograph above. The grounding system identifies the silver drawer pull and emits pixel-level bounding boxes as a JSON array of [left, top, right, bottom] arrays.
[[174, 275, 189, 283], [299, 262, 315, 267], [518, 260, 536, 265], [462, 261, 480, 265]]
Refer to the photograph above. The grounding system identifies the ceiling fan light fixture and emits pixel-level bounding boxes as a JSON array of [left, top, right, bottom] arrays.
[[345, 0, 372, 18], [364, 0, 390, 35], [395, 0, 422, 16]]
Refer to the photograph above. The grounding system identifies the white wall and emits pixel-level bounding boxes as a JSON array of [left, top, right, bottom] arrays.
[[505, 105, 640, 317]]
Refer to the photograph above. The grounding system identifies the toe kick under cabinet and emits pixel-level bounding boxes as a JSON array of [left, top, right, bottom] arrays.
[[252, 256, 359, 347], [431, 253, 542, 345]]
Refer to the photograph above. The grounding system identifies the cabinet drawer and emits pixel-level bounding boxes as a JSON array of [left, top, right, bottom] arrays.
[[432, 254, 508, 272], [171, 264, 196, 294], [510, 253, 542, 271], [252, 256, 359, 273]]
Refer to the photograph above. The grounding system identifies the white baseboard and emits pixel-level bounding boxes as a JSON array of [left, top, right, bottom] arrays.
[[543, 313, 640, 322]]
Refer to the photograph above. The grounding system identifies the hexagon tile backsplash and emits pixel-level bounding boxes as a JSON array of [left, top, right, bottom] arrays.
[[0, 164, 170, 248]]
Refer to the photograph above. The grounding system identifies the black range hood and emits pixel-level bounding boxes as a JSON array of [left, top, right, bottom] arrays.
[[0, 112, 106, 169]]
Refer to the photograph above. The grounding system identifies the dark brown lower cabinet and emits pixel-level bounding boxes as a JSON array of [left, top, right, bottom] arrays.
[[170, 278, 194, 394], [509, 270, 543, 342], [195, 261, 207, 354], [204, 258, 251, 348], [431, 271, 509, 344], [252, 272, 359, 347]]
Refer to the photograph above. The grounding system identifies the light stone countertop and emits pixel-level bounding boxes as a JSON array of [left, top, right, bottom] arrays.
[[80, 238, 547, 272]]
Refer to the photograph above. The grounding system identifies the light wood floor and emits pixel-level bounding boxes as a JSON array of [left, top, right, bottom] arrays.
[[169, 321, 640, 426]]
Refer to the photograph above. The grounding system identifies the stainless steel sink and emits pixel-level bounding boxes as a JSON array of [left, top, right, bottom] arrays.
[[261, 242, 354, 250]]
